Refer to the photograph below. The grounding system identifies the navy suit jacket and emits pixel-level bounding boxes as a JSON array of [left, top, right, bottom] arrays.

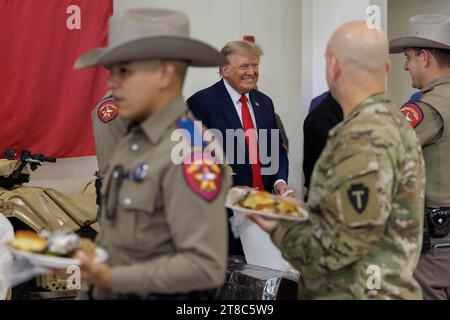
[[187, 80, 289, 191]]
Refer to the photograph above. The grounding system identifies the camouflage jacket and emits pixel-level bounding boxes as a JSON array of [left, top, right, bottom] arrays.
[[272, 92, 425, 299]]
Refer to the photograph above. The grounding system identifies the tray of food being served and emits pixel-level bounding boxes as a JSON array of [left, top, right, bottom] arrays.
[[7, 230, 107, 269], [225, 187, 309, 222]]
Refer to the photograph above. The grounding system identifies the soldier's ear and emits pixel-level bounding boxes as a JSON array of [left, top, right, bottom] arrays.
[[386, 59, 392, 74], [159, 62, 177, 89], [415, 49, 428, 68], [423, 49, 434, 69], [330, 56, 340, 83]]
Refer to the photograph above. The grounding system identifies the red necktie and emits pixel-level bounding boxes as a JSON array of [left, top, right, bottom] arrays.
[[240, 94, 264, 191]]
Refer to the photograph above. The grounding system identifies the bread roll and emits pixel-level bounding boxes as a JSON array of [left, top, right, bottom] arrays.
[[11, 230, 47, 253]]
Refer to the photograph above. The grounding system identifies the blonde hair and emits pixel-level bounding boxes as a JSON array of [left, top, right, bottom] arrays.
[[221, 40, 264, 61]]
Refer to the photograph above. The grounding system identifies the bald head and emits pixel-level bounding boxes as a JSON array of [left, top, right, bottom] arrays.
[[327, 21, 390, 79], [325, 21, 391, 117]]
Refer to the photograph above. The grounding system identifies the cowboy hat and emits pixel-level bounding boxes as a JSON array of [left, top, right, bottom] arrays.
[[389, 14, 450, 54], [75, 8, 227, 69]]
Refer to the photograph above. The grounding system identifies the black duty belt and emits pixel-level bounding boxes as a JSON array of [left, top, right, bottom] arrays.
[[422, 207, 450, 253], [425, 207, 450, 238]]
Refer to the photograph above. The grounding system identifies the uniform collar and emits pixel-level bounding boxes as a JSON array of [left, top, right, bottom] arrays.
[[422, 74, 450, 93], [328, 91, 390, 137], [138, 96, 187, 144], [223, 78, 251, 104]]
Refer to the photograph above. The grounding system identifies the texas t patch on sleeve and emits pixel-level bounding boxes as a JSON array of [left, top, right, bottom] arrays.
[[333, 152, 382, 227], [339, 176, 381, 227], [347, 183, 369, 213]]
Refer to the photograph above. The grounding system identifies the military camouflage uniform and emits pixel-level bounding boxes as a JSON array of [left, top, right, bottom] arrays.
[[401, 75, 450, 300], [275, 113, 289, 151], [271, 92, 425, 299]]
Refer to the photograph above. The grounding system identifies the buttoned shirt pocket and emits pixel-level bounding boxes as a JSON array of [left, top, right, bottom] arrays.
[[111, 176, 165, 252], [327, 152, 383, 227]]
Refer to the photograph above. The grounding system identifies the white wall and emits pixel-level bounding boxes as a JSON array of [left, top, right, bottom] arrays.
[[311, 0, 372, 96], [304, 0, 388, 98], [387, 0, 450, 106]]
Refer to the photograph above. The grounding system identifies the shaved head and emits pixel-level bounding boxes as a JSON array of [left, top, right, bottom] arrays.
[[325, 21, 391, 116], [327, 21, 389, 76]]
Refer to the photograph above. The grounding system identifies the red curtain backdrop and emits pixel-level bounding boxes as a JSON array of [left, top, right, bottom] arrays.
[[0, 0, 113, 158]]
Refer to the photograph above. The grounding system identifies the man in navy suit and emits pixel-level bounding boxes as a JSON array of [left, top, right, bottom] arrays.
[[187, 40, 291, 254]]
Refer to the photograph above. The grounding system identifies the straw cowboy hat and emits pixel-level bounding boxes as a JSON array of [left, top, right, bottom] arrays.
[[75, 8, 227, 69], [389, 14, 450, 54]]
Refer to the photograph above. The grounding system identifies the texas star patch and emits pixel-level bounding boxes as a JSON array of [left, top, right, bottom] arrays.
[[183, 151, 222, 201], [98, 99, 119, 123], [400, 102, 424, 128]]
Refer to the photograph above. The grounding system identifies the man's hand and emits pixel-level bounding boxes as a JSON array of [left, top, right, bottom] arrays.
[[74, 251, 112, 289], [274, 181, 294, 197], [250, 195, 305, 234], [248, 214, 278, 234]]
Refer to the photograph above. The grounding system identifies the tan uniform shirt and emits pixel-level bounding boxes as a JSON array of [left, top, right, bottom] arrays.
[[403, 75, 450, 300], [91, 91, 129, 177], [407, 75, 450, 207], [93, 97, 229, 299]]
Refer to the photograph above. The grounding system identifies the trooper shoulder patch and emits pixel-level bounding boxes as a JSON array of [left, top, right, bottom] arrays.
[[400, 102, 424, 128], [98, 99, 119, 123], [182, 151, 222, 202]]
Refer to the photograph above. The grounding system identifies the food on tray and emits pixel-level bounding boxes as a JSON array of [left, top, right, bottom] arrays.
[[277, 199, 299, 215], [10, 230, 47, 253], [240, 191, 275, 211], [236, 190, 303, 218], [9, 230, 96, 258]]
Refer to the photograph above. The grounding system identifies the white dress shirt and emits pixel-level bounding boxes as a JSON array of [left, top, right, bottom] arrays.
[[222, 79, 287, 191], [223, 79, 258, 132]]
